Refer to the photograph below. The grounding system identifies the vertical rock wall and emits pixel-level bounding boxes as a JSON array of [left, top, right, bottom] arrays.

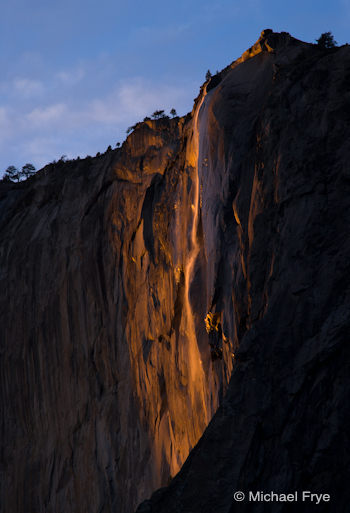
[[137, 34, 350, 513]]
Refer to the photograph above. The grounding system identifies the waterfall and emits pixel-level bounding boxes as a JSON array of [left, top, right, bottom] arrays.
[[182, 88, 210, 424]]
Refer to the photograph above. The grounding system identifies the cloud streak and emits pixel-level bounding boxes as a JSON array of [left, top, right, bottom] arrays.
[[90, 77, 191, 123], [13, 78, 44, 97], [0, 75, 195, 171], [26, 103, 67, 126], [55, 68, 86, 86]]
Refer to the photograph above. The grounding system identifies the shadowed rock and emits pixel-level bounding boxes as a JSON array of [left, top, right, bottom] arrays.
[[136, 31, 350, 513]]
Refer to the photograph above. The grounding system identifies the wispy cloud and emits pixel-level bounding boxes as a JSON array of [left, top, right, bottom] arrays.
[[26, 103, 67, 126], [0, 75, 196, 172], [106, 77, 191, 121], [13, 78, 44, 97], [21, 136, 65, 163], [18, 78, 190, 131], [55, 68, 85, 86]]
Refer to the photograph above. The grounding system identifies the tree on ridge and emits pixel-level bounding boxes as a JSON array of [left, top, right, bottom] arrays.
[[316, 32, 337, 48], [152, 110, 166, 119], [4, 165, 19, 182], [21, 163, 36, 179]]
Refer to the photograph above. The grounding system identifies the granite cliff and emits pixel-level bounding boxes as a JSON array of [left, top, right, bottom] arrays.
[[1, 30, 350, 513]]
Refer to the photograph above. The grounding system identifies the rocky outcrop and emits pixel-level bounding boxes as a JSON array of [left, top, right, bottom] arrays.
[[1, 30, 350, 513]]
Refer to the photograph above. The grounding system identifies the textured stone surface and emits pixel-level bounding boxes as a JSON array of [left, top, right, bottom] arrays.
[[137, 32, 350, 513], [1, 30, 350, 513], [0, 110, 232, 511]]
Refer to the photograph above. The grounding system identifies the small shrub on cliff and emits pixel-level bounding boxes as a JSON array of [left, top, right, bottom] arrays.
[[126, 123, 139, 134], [1, 173, 11, 183], [152, 110, 166, 119], [170, 108, 177, 118], [206, 69, 212, 81], [316, 32, 337, 48]]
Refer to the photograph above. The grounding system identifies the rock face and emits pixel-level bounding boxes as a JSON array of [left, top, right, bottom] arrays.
[[137, 32, 350, 513], [0, 102, 232, 511], [1, 30, 350, 513]]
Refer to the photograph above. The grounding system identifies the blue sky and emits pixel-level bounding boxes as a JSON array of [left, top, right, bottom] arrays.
[[1, 0, 349, 173]]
